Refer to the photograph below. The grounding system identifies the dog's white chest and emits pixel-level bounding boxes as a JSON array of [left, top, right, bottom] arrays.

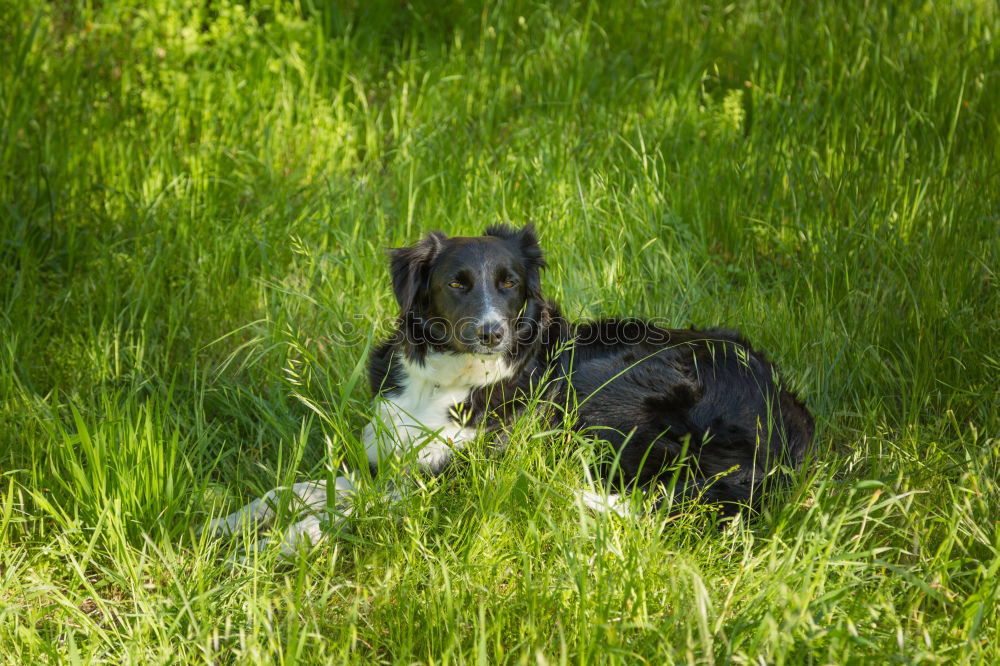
[[363, 352, 514, 472]]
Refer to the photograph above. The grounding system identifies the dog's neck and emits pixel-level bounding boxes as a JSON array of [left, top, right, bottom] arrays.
[[399, 350, 515, 391], [362, 349, 517, 473]]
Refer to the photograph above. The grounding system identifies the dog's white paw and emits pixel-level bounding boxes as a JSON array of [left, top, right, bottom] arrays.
[[199, 475, 357, 563], [577, 490, 632, 518], [225, 509, 352, 567]]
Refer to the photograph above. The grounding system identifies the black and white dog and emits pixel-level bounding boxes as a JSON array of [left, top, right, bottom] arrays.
[[202, 225, 814, 559]]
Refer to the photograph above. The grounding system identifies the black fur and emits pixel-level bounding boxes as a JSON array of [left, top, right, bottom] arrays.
[[369, 225, 814, 513]]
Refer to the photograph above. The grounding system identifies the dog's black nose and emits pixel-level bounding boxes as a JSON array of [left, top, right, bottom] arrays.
[[476, 321, 505, 347]]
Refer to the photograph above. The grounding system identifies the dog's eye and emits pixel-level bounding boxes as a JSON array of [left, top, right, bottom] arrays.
[[448, 281, 464, 289], [500, 280, 516, 289]]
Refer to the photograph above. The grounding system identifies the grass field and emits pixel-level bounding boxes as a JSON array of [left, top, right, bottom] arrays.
[[2, 0, 999, 662]]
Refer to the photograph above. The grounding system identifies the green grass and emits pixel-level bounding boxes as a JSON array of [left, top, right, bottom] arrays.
[[2, 0, 998, 662]]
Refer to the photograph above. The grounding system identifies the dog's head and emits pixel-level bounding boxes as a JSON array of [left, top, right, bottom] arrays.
[[389, 224, 546, 357]]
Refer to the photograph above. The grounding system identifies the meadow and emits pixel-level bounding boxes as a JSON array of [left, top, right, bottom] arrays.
[[1, 0, 998, 662]]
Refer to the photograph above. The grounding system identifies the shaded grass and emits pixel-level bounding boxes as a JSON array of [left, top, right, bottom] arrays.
[[1, 0, 998, 662]]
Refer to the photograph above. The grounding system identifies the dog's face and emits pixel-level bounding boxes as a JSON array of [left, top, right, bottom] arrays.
[[390, 224, 546, 356]]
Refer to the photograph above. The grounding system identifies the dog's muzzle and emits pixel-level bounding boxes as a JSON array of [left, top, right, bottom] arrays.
[[459, 316, 510, 354]]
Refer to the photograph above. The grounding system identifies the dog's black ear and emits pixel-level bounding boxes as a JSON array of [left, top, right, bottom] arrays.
[[389, 231, 447, 314], [486, 223, 546, 297]]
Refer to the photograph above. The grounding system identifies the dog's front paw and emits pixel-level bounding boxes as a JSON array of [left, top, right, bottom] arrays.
[[199, 475, 358, 564]]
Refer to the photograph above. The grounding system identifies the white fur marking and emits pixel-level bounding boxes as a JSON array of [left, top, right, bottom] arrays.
[[578, 490, 633, 518], [481, 309, 506, 328], [363, 351, 514, 472], [200, 476, 356, 563], [202, 351, 516, 563]]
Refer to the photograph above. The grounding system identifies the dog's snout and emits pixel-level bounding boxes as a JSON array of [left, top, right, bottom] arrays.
[[476, 321, 505, 347]]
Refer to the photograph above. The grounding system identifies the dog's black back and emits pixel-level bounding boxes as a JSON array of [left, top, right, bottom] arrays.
[[369, 225, 814, 512], [555, 321, 813, 510]]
